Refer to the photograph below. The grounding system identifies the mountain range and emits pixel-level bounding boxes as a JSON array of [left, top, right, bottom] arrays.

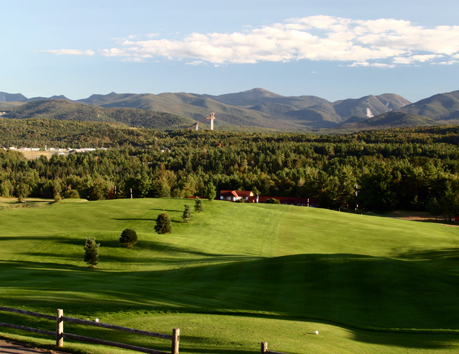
[[1, 88, 459, 132]]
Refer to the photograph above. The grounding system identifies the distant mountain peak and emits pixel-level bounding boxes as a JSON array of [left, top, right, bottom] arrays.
[[244, 88, 282, 98], [0, 92, 28, 102]]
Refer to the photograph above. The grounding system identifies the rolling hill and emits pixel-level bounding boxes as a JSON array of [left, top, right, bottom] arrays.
[[398, 90, 459, 120], [4, 99, 196, 129], [0, 198, 459, 354], [338, 112, 439, 131], [204, 88, 411, 129], [337, 90, 459, 131], [78, 91, 303, 130], [3, 89, 412, 131], [3, 88, 459, 131]]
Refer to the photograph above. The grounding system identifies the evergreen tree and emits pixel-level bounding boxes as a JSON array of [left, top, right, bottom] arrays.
[[15, 182, 30, 203], [194, 198, 204, 213], [119, 229, 138, 248], [53, 179, 62, 202], [426, 197, 442, 220], [205, 182, 217, 201], [155, 212, 172, 234], [182, 204, 192, 222], [84, 237, 100, 267]]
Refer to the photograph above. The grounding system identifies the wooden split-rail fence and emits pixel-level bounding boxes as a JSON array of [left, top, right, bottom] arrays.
[[0, 306, 180, 354], [0, 306, 293, 354], [261, 341, 289, 354]]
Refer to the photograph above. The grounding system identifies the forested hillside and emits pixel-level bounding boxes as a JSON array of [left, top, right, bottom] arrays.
[[4, 99, 195, 129], [1, 119, 459, 217], [0, 118, 160, 148]]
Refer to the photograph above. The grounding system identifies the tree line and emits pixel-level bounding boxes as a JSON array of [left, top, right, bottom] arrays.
[[2, 124, 459, 217]]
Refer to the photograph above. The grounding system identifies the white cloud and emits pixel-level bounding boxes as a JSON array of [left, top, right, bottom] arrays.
[[49, 16, 459, 67], [43, 49, 95, 56], [186, 60, 206, 66], [348, 61, 395, 68]]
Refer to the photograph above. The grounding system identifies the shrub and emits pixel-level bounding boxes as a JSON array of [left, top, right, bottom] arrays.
[[155, 212, 172, 234], [62, 189, 80, 199], [119, 229, 138, 248], [265, 198, 281, 204]]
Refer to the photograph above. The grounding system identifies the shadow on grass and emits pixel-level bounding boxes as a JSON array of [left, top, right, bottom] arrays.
[[150, 209, 180, 213], [2, 253, 459, 351], [58, 238, 231, 258], [113, 218, 155, 221], [0, 236, 63, 242], [0, 259, 82, 271], [352, 329, 459, 350], [395, 248, 459, 261]]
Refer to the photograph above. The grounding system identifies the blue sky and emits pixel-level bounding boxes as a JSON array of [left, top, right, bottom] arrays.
[[2, 0, 459, 102]]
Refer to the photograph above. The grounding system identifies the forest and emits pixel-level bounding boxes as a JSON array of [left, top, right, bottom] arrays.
[[2, 118, 459, 217]]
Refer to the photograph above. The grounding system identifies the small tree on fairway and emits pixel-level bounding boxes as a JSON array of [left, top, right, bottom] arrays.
[[182, 204, 192, 222], [155, 212, 172, 234], [84, 237, 100, 267], [205, 182, 217, 201], [119, 229, 138, 248], [194, 198, 204, 213]]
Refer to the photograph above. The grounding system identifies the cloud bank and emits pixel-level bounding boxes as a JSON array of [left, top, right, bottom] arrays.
[[49, 16, 459, 67], [43, 49, 95, 56]]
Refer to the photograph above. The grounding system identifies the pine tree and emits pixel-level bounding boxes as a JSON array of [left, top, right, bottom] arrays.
[[84, 237, 100, 267], [155, 212, 172, 234], [53, 179, 62, 202], [194, 198, 204, 213], [205, 182, 217, 201], [182, 204, 192, 222]]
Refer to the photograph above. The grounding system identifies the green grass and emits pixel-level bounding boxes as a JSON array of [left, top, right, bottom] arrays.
[[1, 198, 459, 353]]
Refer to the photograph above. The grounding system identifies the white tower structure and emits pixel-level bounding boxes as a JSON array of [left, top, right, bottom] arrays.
[[208, 112, 215, 130], [188, 112, 216, 131]]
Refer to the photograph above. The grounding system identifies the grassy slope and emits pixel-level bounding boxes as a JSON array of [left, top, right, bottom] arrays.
[[0, 199, 459, 353]]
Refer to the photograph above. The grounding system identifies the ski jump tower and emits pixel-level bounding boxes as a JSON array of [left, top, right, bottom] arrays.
[[207, 112, 216, 130], [190, 112, 216, 131]]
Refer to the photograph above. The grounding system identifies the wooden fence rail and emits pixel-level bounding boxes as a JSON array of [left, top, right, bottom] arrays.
[[0, 306, 179, 354], [261, 341, 288, 354]]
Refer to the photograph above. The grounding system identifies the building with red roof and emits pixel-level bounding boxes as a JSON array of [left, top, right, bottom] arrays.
[[219, 190, 316, 207]]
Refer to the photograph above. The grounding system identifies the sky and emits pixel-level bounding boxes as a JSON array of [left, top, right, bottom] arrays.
[[2, 0, 459, 102]]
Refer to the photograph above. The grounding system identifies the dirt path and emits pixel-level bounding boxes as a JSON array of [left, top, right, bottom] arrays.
[[0, 340, 69, 354]]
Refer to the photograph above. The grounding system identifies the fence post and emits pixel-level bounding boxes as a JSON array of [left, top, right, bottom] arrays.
[[261, 341, 268, 353], [172, 328, 180, 354], [56, 309, 64, 348]]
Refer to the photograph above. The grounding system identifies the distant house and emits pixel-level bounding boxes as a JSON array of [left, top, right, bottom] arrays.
[[219, 190, 316, 206], [220, 190, 255, 202]]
